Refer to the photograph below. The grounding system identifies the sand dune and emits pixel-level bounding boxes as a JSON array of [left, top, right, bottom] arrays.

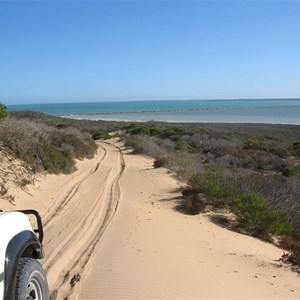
[[1, 140, 299, 299], [74, 142, 300, 300]]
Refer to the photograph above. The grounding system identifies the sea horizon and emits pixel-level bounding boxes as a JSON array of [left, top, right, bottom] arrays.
[[7, 98, 300, 125]]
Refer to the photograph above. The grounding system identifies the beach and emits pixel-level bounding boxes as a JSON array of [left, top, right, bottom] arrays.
[[1, 139, 299, 299]]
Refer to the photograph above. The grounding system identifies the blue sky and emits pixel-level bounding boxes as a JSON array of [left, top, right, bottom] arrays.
[[0, 0, 300, 105]]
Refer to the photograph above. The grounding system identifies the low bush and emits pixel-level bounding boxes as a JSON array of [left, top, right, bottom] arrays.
[[292, 141, 300, 156], [200, 127, 211, 133], [161, 126, 187, 138], [149, 126, 164, 136], [56, 123, 70, 129], [230, 193, 293, 238], [279, 235, 300, 268], [281, 165, 297, 177], [36, 140, 75, 174], [182, 193, 206, 215], [124, 138, 138, 148], [188, 173, 203, 190], [244, 139, 268, 151], [92, 130, 110, 140], [244, 141, 291, 159], [0, 118, 96, 174], [175, 140, 196, 152], [130, 126, 150, 135], [269, 147, 291, 158], [188, 169, 235, 200], [0, 103, 8, 120], [161, 128, 177, 138], [153, 156, 167, 168]]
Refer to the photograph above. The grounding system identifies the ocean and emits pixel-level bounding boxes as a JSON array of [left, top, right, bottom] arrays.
[[7, 99, 300, 124]]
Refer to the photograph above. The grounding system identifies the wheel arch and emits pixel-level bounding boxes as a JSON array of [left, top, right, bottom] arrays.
[[3, 230, 44, 300]]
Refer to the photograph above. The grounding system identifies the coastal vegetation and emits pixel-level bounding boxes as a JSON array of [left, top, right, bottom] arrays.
[[0, 102, 8, 120], [2, 110, 300, 270], [0, 115, 97, 174], [120, 122, 300, 269]]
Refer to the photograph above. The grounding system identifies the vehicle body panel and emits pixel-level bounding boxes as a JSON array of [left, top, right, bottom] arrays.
[[0, 212, 33, 299]]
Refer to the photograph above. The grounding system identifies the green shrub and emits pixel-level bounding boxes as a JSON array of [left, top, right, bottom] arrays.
[[49, 129, 96, 159], [292, 141, 300, 156], [293, 141, 300, 147], [56, 123, 70, 129], [175, 140, 196, 152], [230, 193, 293, 238], [244, 139, 268, 151], [188, 173, 203, 189], [162, 126, 187, 138], [36, 140, 75, 174], [122, 123, 137, 130], [162, 128, 177, 138], [189, 169, 235, 199], [124, 138, 138, 148], [200, 127, 211, 133], [92, 130, 110, 140], [0, 103, 8, 120], [130, 126, 150, 135], [269, 147, 290, 158], [281, 165, 297, 177], [172, 126, 186, 135], [149, 127, 163, 136]]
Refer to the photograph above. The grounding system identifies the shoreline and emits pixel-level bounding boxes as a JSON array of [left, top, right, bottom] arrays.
[[59, 105, 300, 117], [63, 116, 300, 125], [57, 106, 300, 125]]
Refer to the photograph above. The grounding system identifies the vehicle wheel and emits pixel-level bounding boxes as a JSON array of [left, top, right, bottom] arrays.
[[15, 257, 49, 300]]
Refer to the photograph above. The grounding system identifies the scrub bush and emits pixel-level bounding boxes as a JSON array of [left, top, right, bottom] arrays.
[[230, 193, 293, 238], [124, 138, 138, 148], [0, 103, 8, 120], [0, 118, 96, 174], [182, 193, 206, 215], [92, 130, 110, 140]]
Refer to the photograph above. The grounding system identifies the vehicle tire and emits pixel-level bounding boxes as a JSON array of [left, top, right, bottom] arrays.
[[15, 257, 49, 300]]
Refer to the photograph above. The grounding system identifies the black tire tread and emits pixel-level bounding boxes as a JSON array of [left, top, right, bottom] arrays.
[[15, 257, 49, 300]]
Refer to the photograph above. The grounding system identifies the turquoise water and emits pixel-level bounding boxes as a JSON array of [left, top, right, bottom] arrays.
[[7, 99, 300, 124]]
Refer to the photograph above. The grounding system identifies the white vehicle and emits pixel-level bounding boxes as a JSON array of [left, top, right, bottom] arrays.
[[0, 210, 49, 300]]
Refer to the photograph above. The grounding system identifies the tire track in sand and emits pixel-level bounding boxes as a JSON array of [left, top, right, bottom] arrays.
[[42, 141, 125, 299], [43, 145, 107, 228]]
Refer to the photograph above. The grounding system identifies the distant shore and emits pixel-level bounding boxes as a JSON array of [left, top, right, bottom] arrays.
[[61, 105, 300, 125], [59, 105, 300, 117], [8, 99, 300, 125]]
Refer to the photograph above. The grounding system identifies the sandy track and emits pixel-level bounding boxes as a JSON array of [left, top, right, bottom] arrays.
[[75, 144, 300, 300], [42, 142, 125, 299], [1, 140, 300, 299]]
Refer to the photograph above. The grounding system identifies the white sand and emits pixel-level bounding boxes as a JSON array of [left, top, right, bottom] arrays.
[[1, 140, 299, 299]]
